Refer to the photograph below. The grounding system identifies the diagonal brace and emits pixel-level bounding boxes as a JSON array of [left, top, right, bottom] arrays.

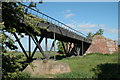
[[13, 33, 29, 59], [31, 36, 46, 58], [31, 36, 44, 58], [46, 40, 56, 59]]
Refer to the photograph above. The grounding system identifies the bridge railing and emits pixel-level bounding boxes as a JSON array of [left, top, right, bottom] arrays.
[[21, 3, 88, 39]]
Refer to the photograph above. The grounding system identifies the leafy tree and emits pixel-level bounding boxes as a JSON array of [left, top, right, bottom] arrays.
[[1, 2, 43, 52], [2, 53, 30, 79], [86, 32, 93, 39], [57, 41, 67, 53], [0, 32, 18, 52], [87, 29, 104, 39], [1, 1, 40, 79], [93, 28, 104, 36]]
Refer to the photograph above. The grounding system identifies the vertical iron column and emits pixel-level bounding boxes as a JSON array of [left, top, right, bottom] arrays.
[[77, 44, 80, 56], [45, 37, 47, 55], [54, 32, 56, 60], [82, 41, 84, 55], [29, 35, 31, 58]]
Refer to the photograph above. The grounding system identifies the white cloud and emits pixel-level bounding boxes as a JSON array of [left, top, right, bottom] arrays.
[[105, 28, 118, 34], [78, 24, 98, 28], [81, 29, 93, 33], [64, 13, 74, 18], [66, 21, 118, 38], [66, 23, 95, 34], [99, 24, 106, 27], [65, 9, 71, 13], [64, 9, 75, 18]]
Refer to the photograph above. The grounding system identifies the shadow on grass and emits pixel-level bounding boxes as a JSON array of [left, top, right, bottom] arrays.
[[92, 63, 120, 80], [50, 55, 67, 60]]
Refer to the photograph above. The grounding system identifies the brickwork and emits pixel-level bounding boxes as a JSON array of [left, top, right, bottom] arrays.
[[85, 35, 118, 54]]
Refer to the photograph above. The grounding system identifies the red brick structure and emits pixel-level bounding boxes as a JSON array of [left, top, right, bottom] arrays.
[[85, 35, 118, 54]]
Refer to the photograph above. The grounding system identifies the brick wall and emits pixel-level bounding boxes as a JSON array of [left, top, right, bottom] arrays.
[[85, 35, 118, 54]]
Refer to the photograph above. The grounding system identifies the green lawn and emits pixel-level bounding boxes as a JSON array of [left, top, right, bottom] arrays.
[[5, 51, 119, 78], [53, 53, 118, 78], [33, 52, 118, 78]]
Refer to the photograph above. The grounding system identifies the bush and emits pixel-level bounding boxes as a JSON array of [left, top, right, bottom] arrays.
[[92, 63, 120, 79], [14, 72, 31, 80], [2, 53, 28, 79]]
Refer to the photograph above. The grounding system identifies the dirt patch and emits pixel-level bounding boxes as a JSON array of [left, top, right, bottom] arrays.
[[23, 60, 71, 77]]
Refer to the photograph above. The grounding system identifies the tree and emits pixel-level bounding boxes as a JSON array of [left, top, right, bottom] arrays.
[[0, 32, 18, 52], [86, 29, 104, 39], [86, 32, 93, 39], [94, 28, 104, 36], [57, 41, 67, 53], [1, 1, 41, 79], [1, 2, 42, 52]]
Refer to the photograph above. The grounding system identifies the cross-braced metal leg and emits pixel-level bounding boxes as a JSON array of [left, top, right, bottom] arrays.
[[46, 40, 56, 59], [31, 36, 44, 58], [13, 33, 29, 59], [31, 36, 46, 59]]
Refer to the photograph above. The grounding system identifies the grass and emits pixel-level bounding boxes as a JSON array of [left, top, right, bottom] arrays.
[[53, 52, 118, 78], [5, 51, 119, 78]]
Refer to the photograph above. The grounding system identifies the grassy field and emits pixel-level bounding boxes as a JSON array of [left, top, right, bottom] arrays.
[[5, 51, 119, 79], [54, 52, 118, 78], [28, 52, 119, 78]]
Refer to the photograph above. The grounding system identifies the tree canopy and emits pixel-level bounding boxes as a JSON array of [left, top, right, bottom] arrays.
[[1, 2, 47, 52], [86, 29, 104, 39]]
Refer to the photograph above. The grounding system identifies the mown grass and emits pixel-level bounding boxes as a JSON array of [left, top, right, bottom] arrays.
[[7, 51, 119, 78], [53, 52, 118, 78]]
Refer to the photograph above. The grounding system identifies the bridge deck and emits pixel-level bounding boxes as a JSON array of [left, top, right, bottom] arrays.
[[20, 17, 91, 44], [2, 3, 92, 59], [4, 3, 92, 44], [37, 22, 91, 44], [18, 4, 92, 44]]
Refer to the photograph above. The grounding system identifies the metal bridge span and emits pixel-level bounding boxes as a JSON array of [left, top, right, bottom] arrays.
[[3, 3, 92, 60]]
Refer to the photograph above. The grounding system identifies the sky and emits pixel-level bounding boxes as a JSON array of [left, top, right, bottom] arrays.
[[35, 2, 118, 39], [9, 2, 118, 52]]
